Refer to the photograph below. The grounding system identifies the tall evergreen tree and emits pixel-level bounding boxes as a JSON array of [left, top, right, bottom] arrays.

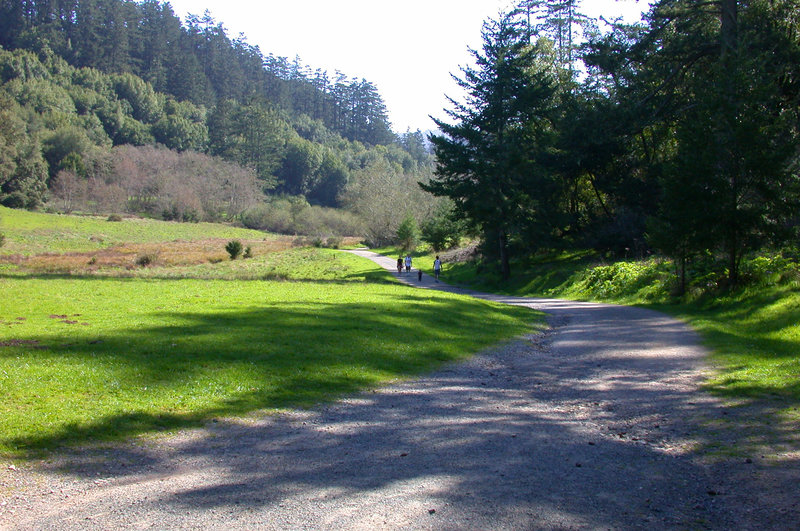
[[425, 12, 558, 279]]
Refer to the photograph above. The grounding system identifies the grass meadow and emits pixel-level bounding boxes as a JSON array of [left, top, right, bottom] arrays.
[[0, 209, 542, 456]]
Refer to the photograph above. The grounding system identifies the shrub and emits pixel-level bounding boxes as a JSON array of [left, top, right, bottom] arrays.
[[225, 240, 243, 260], [1, 192, 27, 209], [135, 253, 158, 267], [0, 232, 5, 248], [240, 199, 364, 237], [396, 213, 419, 252], [243, 246, 253, 259], [421, 201, 466, 252], [240, 201, 293, 233], [741, 254, 797, 284], [107, 213, 123, 222]]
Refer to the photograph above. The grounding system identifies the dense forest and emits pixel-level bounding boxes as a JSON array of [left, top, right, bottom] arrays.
[[0, 0, 434, 243], [426, 0, 800, 290]]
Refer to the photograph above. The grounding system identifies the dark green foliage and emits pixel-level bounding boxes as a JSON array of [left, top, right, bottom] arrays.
[[421, 201, 467, 252], [420, 0, 800, 290], [610, 0, 800, 287], [243, 245, 253, 259], [225, 240, 243, 260], [426, 12, 559, 279], [0, 0, 395, 147]]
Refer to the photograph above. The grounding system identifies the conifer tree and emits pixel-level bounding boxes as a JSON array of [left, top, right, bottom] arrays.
[[425, 12, 558, 279]]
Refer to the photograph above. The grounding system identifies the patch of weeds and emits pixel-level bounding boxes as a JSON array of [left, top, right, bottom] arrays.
[[135, 252, 158, 268]]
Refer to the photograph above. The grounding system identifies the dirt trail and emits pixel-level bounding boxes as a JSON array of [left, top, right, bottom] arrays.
[[1, 250, 797, 530]]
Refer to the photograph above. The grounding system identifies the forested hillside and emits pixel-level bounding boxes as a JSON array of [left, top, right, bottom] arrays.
[[0, 0, 435, 243], [0, 0, 396, 145]]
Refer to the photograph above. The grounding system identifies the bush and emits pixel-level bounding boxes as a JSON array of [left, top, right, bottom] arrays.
[[240, 198, 365, 237], [226, 240, 243, 260], [243, 246, 253, 259], [421, 202, 467, 252], [0, 232, 5, 248], [240, 201, 293, 233], [107, 214, 123, 222], [135, 253, 158, 267], [1, 192, 27, 209], [396, 214, 419, 252]]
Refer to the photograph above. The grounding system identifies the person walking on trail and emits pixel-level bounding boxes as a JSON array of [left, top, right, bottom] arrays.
[[404, 254, 412, 275], [397, 257, 403, 274], [433, 255, 442, 282]]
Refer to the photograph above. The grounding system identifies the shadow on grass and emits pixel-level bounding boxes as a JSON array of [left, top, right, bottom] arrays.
[[4, 290, 536, 455], [20, 296, 800, 529]]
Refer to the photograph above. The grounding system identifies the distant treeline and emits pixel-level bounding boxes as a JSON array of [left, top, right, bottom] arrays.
[[0, 0, 438, 243]]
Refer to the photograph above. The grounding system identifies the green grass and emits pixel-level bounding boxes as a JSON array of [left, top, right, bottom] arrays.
[[662, 287, 800, 400], [0, 212, 542, 456], [0, 205, 268, 256]]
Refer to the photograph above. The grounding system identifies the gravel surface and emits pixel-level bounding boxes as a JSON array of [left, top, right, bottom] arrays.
[[1, 250, 798, 530]]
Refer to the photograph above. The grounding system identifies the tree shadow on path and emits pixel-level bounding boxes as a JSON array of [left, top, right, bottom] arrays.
[[8, 252, 799, 530]]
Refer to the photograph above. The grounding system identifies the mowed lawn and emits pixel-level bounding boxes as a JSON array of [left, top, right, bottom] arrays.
[[0, 210, 542, 456]]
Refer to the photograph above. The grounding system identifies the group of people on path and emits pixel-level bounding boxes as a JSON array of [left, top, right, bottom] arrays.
[[396, 254, 442, 282]]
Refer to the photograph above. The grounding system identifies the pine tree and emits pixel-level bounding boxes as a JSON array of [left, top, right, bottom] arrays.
[[425, 12, 558, 279]]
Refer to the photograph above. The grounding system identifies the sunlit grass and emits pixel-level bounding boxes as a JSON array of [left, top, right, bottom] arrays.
[[0, 268, 538, 455], [0, 205, 269, 256], [0, 210, 542, 456]]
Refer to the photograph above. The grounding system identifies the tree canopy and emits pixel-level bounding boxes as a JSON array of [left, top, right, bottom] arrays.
[[426, 0, 800, 287]]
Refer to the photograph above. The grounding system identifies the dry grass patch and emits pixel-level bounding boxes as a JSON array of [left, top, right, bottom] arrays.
[[0, 238, 299, 274]]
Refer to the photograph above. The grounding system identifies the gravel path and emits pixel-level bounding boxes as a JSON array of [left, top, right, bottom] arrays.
[[2, 250, 798, 530]]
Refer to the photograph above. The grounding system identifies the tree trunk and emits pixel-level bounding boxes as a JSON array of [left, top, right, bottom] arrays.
[[720, 0, 740, 287], [720, 0, 738, 59], [498, 230, 511, 281]]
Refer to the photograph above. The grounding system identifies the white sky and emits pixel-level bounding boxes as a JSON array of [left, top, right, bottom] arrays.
[[166, 0, 652, 133]]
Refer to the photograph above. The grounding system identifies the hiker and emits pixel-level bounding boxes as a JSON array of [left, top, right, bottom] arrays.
[[397, 257, 403, 274], [433, 255, 442, 282], [404, 254, 412, 274]]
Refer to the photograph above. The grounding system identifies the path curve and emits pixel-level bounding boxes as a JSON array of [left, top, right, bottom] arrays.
[[2, 251, 797, 529]]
